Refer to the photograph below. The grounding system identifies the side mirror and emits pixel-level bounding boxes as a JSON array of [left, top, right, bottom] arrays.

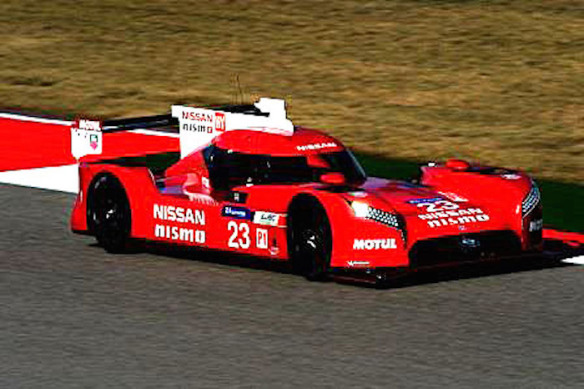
[[445, 158, 470, 171], [320, 172, 346, 185]]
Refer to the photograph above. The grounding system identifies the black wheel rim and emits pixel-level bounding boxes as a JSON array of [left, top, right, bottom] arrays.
[[89, 175, 130, 250], [290, 203, 331, 279]]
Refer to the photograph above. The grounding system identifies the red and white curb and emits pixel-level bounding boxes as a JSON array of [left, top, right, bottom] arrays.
[[0, 112, 179, 138], [0, 164, 79, 193], [0, 112, 178, 193]]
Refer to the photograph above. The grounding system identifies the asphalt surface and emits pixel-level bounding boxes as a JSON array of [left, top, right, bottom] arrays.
[[1, 184, 583, 388]]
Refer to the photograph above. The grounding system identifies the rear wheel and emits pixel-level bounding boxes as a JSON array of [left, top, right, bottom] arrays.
[[87, 174, 131, 253], [288, 197, 332, 281]]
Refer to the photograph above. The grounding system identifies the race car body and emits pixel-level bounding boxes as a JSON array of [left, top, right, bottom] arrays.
[[70, 98, 543, 280]]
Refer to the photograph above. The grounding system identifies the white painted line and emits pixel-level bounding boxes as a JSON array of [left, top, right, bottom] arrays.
[[562, 256, 584, 265], [0, 112, 72, 126], [129, 129, 179, 138], [0, 113, 179, 137], [0, 164, 78, 193]]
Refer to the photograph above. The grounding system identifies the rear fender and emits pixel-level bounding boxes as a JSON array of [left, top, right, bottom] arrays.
[[71, 163, 157, 237]]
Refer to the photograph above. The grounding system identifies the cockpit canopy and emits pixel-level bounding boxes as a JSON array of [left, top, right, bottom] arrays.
[[166, 127, 367, 190]]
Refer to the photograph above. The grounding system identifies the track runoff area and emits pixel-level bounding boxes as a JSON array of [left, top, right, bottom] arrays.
[[0, 112, 582, 266]]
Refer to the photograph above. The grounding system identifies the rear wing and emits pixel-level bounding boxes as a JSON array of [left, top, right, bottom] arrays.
[[172, 97, 293, 157], [70, 115, 179, 160], [71, 97, 293, 160]]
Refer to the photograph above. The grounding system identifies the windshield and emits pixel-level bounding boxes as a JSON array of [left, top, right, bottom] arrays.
[[204, 146, 367, 190], [318, 151, 367, 184]]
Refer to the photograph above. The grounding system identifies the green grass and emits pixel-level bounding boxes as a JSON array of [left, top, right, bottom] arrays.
[[0, 0, 581, 229], [0, 0, 582, 182]]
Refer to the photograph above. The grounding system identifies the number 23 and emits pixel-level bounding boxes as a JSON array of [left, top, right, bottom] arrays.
[[418, 200, 459, 212], [228, 221, 250, 249]]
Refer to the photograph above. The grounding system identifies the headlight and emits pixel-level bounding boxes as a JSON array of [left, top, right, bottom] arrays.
[[350, 201, 401, 230], [522, 182, 541, 217], [350, 201, 370, 218]]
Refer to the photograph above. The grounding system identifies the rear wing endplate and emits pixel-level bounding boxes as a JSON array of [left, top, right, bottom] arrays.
[[172, 97, 293, 158], [71, 97, 293, 160]]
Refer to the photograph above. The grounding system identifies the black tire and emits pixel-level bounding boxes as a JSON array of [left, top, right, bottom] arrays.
[[288, 196, 332, 281], [87, 174, 132, 253]]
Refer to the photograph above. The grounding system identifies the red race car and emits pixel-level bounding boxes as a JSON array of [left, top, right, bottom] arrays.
[[71, 98, 543, 281]]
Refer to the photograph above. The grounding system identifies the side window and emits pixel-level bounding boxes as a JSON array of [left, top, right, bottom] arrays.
[[204, 145, 265, 190], [257, 156, 315, 184], [203, 145, 322, 188]]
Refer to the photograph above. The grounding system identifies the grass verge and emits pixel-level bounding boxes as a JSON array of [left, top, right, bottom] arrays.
[[0, 0, 582, 182]]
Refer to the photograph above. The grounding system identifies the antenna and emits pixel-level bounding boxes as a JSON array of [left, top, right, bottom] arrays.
[[236, 74, 244, 105], [230, 73, 245, 105]]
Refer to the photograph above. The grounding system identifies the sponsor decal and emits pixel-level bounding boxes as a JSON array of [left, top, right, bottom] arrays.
[[222, 206, 252, 220], [77, 119, 102, 131], [227, 191, 248, 204], [415, 199, 460, 213], [353, 238, 397, 250], [253, 211, 280, 226], [296, 142, 338, 152], [71, 118, 103, 159], [181, 110, 214, 123], [410, 199, 491, 228], [529, 219, 543, 232], [418, 207, 490, 228], [181, 122, 214, 134], [89, 134, 99, 150], [153, 204, 206, 244], [215, 112, 226, 132], [460, 237, 480, 248], [153, 204, 205, 225], [407, 197, 444, 205], [502, 174, 521, 180], [256, 228, 268, 249], [154, 225, 205, 244], [179, 109, 226, 134], [347, 260, 370, 267]]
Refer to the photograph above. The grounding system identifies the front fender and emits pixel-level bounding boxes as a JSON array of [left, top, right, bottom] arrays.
[[305, 189, 409, 269]]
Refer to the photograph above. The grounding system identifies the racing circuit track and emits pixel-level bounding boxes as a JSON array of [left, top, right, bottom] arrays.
[[2, 184, 583, 388]]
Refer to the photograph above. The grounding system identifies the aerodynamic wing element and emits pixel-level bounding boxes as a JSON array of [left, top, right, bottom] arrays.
[[172, 97, 294, 158]]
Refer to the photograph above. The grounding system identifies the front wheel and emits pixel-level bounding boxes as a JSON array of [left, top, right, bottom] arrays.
[[288, 197, 332, 281], [87, 174, 132, 253]]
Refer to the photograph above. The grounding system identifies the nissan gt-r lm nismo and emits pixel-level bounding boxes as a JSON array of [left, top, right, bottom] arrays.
[[70, 98, 543, 281]]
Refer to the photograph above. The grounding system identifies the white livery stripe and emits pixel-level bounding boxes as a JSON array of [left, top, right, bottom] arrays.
[[0, 112, 72, 126], [562, 256, 584, 265], [0, 113, 178, 138], [129, 129, 179, 138], [0, 164, 78, 193]]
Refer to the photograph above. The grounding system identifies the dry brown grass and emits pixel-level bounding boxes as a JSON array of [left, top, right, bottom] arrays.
[[1, 0, 582, 181]]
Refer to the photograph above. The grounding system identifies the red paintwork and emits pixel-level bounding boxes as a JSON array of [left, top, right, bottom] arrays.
[[543, 229, 584, 248], [0, 117, 179, 171], [0, 118, 75, 171], [214, 128, 344, 156], [71, 126, 544, 270]]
